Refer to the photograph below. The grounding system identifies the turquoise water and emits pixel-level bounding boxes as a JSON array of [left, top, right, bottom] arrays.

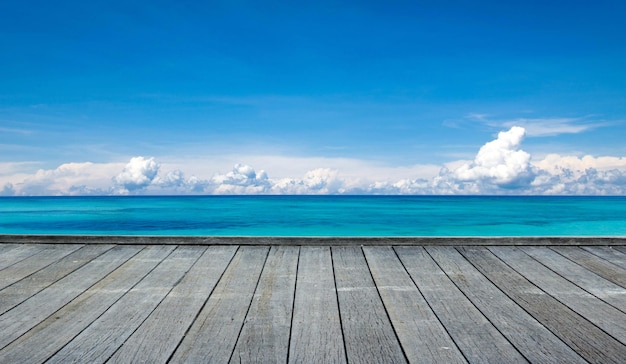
[[0, 196, 625, 236]]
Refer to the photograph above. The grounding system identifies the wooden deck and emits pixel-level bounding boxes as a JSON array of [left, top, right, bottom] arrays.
[[0, 241, 625, 363]]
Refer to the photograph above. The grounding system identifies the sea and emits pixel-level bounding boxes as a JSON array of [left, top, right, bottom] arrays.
[[0, 195, 625, 236]]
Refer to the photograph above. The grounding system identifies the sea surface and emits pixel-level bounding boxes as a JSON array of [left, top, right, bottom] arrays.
[[0, 195, 625, 236]]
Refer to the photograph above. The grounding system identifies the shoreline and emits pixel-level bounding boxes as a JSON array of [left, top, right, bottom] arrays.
[[1, 234, 625, 246]]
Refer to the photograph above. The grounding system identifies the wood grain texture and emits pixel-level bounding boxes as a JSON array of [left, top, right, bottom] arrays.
[[0, 245, 83, 290], [0, 245, 166, 363], [426, 246, 586, 364], [394, 246, 527, 364], [288, 246, 346, 364], [108, 246, 237, 364], [332, 246, 406, 364], [552, 246, 626, 287], [522, 246, 626, 312], [0, 245, 113, 315], [363, 246, 467, 364], [229, 246, 299, 364], [489, 246, 626, 345], [170, 246, 269, 363], [583, 246, 626, 269], [0, 244, 44, 270], [460, 246, 625, 364], [0, 244, 144, 350], [47, 245, 199, 364]]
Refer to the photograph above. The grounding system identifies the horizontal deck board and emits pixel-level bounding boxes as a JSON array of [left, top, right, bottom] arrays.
[[0, 241, 624, 363]]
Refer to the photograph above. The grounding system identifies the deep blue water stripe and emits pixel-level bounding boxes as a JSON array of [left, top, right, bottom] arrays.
[[0, 196, 625, 236]]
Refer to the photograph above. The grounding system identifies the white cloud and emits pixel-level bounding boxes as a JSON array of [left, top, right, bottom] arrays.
[[211, 164, 271, 194], [2, 126, 626, 195], [466, 114, 606, 137], [452, 126, 535, 188], [113, 157, 160, 193], [4, 162, 123, 196]]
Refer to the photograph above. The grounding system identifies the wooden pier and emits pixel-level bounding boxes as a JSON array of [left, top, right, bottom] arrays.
[[0, 238, 625, 363]]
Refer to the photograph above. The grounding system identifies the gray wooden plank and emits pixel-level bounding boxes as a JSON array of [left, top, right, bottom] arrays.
[[332, 246, 406, 364], [615, 246, 626, 255], [522, 246, 626, 312], [0, 244, 113, 315], [426, 246, 586, 364], [0, 245, 171, 363], [47, 245, 200, 364], [288, 246, 346, 364], [552, 246, 626, 288], [229, 246, 299, 364], [460, 246, 625, 364], [170, 246, 269, 363], [363, 246, 467, 363], [0, 244, 144, 350], [394, 246, 527, 364], [583, 246, 626, 269], [4, 234, 626, 246], [0, 244, 83, 290], [107, 245, 238, 364], [490, 246, 626, 345], [0, 244, 45, 271]]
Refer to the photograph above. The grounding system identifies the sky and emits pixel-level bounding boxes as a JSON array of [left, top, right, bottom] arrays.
[[1, 0, 626, 195]]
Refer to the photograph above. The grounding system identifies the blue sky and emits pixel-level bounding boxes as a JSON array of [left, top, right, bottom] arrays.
[[1, 0, 626, 195]]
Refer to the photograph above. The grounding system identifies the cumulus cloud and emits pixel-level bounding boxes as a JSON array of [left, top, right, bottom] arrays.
[[453, 126, 535, 188], [2, 126, 626, 195], [113, 157, 160, 193], [211, 164, 271, 194], [272, 168, 345, 194]]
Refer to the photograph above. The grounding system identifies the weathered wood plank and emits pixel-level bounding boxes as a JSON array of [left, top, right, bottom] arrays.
[[288, 246, 346, 364], [332, 246, 406, 364], [108, 245, 238, 364], [489, 246, 626, 345], [0, 244, 82, 290], [460, 246, 625, 364], [394, 246, 527, 363], [230, 246, 299, 364], [0, 244, 45, 271], [522, 246, 626, 312], [0, 245, 170, 363], [0, 244, 144, 350], [363, 246, 467, 363], [426, 246, 586, 364], [552, 246, 626, 287], [583, 246, 626, 269], [47, 245, 199, 363], [0, 244, 113, 315], [170, 246, 269, 363], [3, 234, 626, 246]]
